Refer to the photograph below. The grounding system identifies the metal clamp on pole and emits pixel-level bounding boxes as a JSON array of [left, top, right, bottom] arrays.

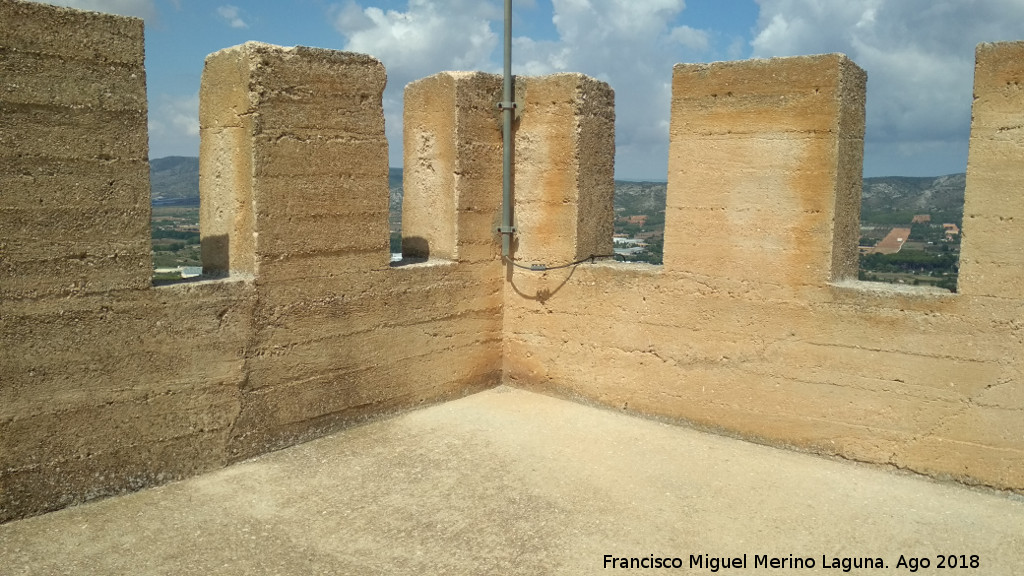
[[496, 225, 517, 234], [497, 101, 517, 111]]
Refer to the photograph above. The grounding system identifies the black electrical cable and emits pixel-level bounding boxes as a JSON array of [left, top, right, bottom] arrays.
[[503, 253, 619, 271]]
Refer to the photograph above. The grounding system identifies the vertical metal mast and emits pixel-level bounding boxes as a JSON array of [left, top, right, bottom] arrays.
[[498, 0, 516, 258]]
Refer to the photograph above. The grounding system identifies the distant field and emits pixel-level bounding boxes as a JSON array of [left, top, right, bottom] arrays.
[[152, 206, 198, 218], [151, 205, 200, 271], [148, 158, 965, 289]]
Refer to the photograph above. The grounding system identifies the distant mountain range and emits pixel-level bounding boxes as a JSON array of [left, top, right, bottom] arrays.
[[150, 156, 200, 203], [149, 156, 967, 223], [613, 180, 669, 215], [860, 173, 966, 223], [613, 174, 967, 225]]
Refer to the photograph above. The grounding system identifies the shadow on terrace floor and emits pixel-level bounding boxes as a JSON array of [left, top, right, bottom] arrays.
[[2, 387, 1022, 575]]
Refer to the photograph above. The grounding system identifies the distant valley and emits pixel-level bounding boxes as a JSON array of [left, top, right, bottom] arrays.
[[150, 156, 967, 223], [148, 157, 967, 287]]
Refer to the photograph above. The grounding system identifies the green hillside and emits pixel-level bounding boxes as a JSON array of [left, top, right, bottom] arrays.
[[150, 156, 199, 203], [148, 157, 966, 228]]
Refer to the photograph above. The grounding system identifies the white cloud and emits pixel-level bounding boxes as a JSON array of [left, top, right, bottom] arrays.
[[330, 0, 720, 177], [148, 93, 199, 158], [725, 36, 747, 60], [332, 0, 504, 168], [514, 0, 709, 178], [216, 5, 248, 29], [751, 0, 1024, 175], [670, 25, 711, 52], [333, 0, 500, 77], [36, 0, 157, 20]]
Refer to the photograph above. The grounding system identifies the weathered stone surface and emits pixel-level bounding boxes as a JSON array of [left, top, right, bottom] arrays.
[[959, 42, 1024, 299], [199, 47, 504, 469], [0, 278, 253, 520], [665, 54, 865, 284], [504, 52, 1024, 493], [403, 73, 461, 259], [0, 9, 505, 523], [2, 1, 1022, 527], [0, 0, 145, 64], [0, 2, 151, 299], [0, 52, 147, 111], [512, 74, 615, 265], [0, 157, 149, 211], [402, 72, 508, 261]]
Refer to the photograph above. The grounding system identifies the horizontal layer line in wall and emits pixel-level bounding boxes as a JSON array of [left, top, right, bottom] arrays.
[[0, 44, 143, 70], [508, 306, 1008, 367], [1, 372, 243, 415], [1, 212, 148, 239], [1, 255, 150, 277], [245, 344, 502, 393], [1, 426, 235, 477], [249, 319, 502, 355], [1, 396, 240, 464], [0, 149, 148, 166], [794, 337, 1013, 370], [2, 235, 148, 252], [0, 101, 147, 124], [0, 192, 147, 212], [242, 352, 502, 403], [249, 316, 502, 355], [668, 129, 850, 139], [254, 209, 385, 224], [0, 54, 144, 108], [735, 362, 986, 405], [0, 374, 244, 424], [253, 131, 385, 146], [0, 154, 148, 174], [664, 205, 829, 216]]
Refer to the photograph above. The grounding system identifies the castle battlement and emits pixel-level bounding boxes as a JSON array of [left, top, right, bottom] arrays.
[[2, 0, 1022, 523]]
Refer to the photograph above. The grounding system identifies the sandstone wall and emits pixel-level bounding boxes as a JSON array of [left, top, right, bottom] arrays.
[[504, 52, 1024, 492], [3, 0, 1022, 525], [402, 71, 614, 267], [509, 74, 615, 266], [201, 46, 504, 460], [0, 0, 252, 522], [1, 3, 501, 522], [959, 42, 1024, 299], [0, 0, 151, 297]]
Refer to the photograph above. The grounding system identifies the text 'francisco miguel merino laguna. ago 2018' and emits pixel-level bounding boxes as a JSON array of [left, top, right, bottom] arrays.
[[601, 553, 978, 572]]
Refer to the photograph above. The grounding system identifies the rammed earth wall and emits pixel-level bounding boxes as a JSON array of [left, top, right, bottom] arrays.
[[503, 51, 1024, 492], [1, 0, 1021, 523], [1, 2, 501, 522]]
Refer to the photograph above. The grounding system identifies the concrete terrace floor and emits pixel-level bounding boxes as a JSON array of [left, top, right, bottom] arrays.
[[2, 387, 1022, 575]]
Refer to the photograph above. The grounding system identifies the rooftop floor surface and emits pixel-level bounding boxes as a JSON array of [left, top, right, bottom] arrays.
[[2, 386, 1022, 575]]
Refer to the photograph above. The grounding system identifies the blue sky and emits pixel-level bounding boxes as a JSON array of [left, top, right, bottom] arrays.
[[40, 0, 1024, 179]]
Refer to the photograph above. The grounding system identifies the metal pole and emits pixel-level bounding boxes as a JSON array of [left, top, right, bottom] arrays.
[[498, 0, 515, 258]]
